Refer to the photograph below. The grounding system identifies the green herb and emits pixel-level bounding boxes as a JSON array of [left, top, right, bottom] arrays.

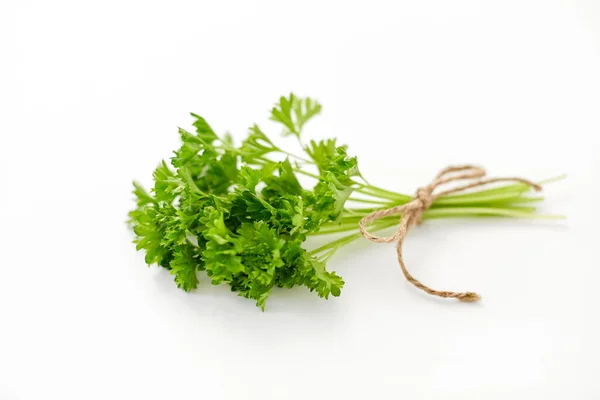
[[129, 94, 562, 310]]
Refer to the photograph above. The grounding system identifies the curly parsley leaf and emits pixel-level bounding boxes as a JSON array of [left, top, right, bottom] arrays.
[[270, 93, 322, 139]]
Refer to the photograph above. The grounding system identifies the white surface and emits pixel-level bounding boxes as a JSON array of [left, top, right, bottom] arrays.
[[1, 1, 599, 399]]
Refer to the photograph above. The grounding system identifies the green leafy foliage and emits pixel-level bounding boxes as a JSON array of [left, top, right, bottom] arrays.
[[130, 94, 350, 309]]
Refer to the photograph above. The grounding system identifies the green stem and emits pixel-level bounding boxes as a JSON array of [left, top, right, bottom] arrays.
[[432, 192, 543, 206], [440, 175, 565, 201], [539, 174, 567, 185], [341, 201, 541, 219], [280, 149, 313, 164], [293, 168, 415, 203], [357, 186, 411, 201], [423, 207, 564, 219], [500, 197, 544, 203], [293, 168, 320, 180], [311, 206, 564, 237], [308, 221, 397, 256], [310, 223, 365, 235], [348, 197, 392, 205]]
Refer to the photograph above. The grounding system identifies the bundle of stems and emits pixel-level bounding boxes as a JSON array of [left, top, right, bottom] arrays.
[[257, 150, 564, 263]]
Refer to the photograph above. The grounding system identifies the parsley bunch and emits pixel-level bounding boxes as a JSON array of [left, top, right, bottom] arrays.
[[129, 94, 561, 309]]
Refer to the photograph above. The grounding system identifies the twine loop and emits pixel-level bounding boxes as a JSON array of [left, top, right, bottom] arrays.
[[358, 165, 542, 302]]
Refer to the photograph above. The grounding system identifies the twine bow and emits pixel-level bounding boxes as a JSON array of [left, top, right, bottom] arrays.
[[358, 165, 542, 302]]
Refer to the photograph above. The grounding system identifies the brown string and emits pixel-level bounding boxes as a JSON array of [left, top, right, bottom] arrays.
[[358, 165, 542, 302]]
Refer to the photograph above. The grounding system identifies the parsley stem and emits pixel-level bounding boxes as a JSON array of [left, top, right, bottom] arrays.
[[423, 207, 564, 219], [279, 150, 313, 164], [348, 197, 392, 205], [439, 175, 564, 201], [293, 168, 320, 180], [432, 192, 544, 206], [538, 174, 567, 185], [357, 185, 411, 201], [310, 206, 564, 239], [308, 221, 397, 256], [291, 165, 414, 202]]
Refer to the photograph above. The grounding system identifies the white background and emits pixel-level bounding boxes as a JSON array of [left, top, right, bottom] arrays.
[[2, 1, 599, 399]]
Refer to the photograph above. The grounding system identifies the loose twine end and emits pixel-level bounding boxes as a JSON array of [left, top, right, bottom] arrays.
[[457, 292, 481, 303], [358, 165, 542, 303]]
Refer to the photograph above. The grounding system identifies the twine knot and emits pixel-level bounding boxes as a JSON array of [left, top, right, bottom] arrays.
[[414, 187, 434, 210], [412, 187, 434, 225], [358, 165, 542, 303]]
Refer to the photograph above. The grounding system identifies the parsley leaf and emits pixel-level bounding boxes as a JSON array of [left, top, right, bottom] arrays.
[[270, 93, 322, 139]]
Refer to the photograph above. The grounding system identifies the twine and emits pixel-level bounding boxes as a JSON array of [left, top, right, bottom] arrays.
[[358, 165, 542, 302]]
